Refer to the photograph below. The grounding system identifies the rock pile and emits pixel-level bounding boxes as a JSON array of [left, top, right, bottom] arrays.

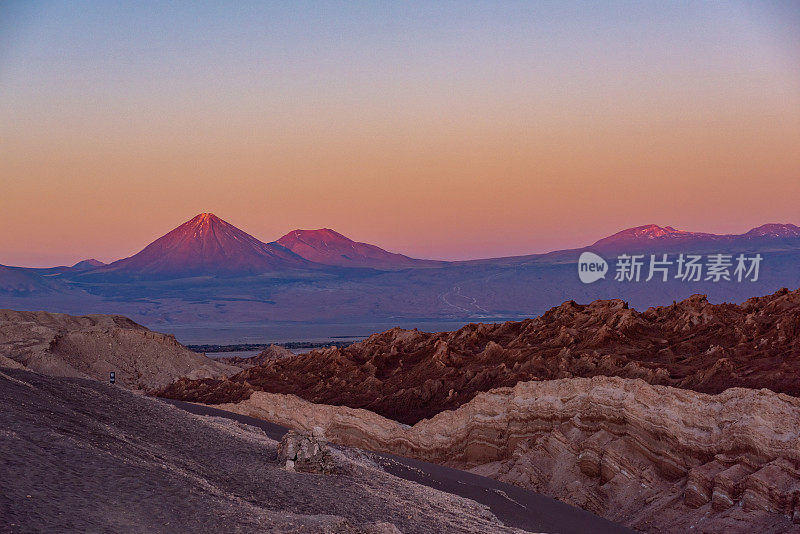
[[277, 427, 335, 474]]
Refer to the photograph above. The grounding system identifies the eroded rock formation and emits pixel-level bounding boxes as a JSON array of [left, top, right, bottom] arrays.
[[215, 376, 800, 533], [158, 288, 800, 424], [0, 309, 237, 389]]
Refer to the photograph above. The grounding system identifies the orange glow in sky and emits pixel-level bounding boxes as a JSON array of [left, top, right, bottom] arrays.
[[1, 2, 799, 266]]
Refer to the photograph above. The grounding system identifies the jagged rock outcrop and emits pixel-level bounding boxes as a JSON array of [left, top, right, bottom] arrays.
[[158, 287, 800, 424], [215, 377, 800, 533], [0, 309, 237, 389]]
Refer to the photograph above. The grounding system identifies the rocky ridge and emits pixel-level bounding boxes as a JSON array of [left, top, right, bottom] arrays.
[[158, 287, 800, 424]]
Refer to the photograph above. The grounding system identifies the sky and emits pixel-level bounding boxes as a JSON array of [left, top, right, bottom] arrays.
[[1, 1, 799, 266]]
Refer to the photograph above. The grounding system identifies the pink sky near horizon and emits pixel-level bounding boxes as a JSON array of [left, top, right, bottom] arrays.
[[1, 2, 799, 267]]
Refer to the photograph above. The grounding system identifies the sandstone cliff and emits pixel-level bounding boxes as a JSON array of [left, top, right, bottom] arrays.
[[215, 377, 800, 533], [0, 309, 237, 389]]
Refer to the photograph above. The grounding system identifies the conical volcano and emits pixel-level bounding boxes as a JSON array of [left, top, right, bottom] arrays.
[[95, 213, 311, 278]]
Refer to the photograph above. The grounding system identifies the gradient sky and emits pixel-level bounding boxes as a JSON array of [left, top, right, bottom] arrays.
[[1, 1, 799, 266]]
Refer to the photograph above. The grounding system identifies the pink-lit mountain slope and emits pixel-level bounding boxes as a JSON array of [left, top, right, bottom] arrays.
[[92, 213, 312, 278], [277, 228, 443, 268], [590, 223, 800, 253], [589, 224, 720, 251], [743, 223, 800, 239]]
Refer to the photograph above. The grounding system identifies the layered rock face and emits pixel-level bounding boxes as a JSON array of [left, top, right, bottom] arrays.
[[159, 287, 800, 424], [217, 377, 800, 533], [0, 309, 237, 389]]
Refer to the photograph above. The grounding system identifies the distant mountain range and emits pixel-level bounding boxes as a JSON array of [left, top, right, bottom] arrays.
[[589, 223, 800, 253], [1, 214, 799, 330], [71, 213, 438, 279], [14, 214, 800, 277], [71, 259, 106, 271]]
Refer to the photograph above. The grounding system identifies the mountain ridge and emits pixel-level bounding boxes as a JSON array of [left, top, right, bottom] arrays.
[[3, 216, 800, 326], [7, 215, 800, 272], [587, 223, 800, 254]]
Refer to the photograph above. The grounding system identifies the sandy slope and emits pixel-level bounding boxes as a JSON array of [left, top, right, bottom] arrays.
[[165, 398, 630, 534], [0, 368, 539, 534]]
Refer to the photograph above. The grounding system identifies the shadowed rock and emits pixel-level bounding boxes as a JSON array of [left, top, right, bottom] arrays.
[[217, 344, 295, 368]]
